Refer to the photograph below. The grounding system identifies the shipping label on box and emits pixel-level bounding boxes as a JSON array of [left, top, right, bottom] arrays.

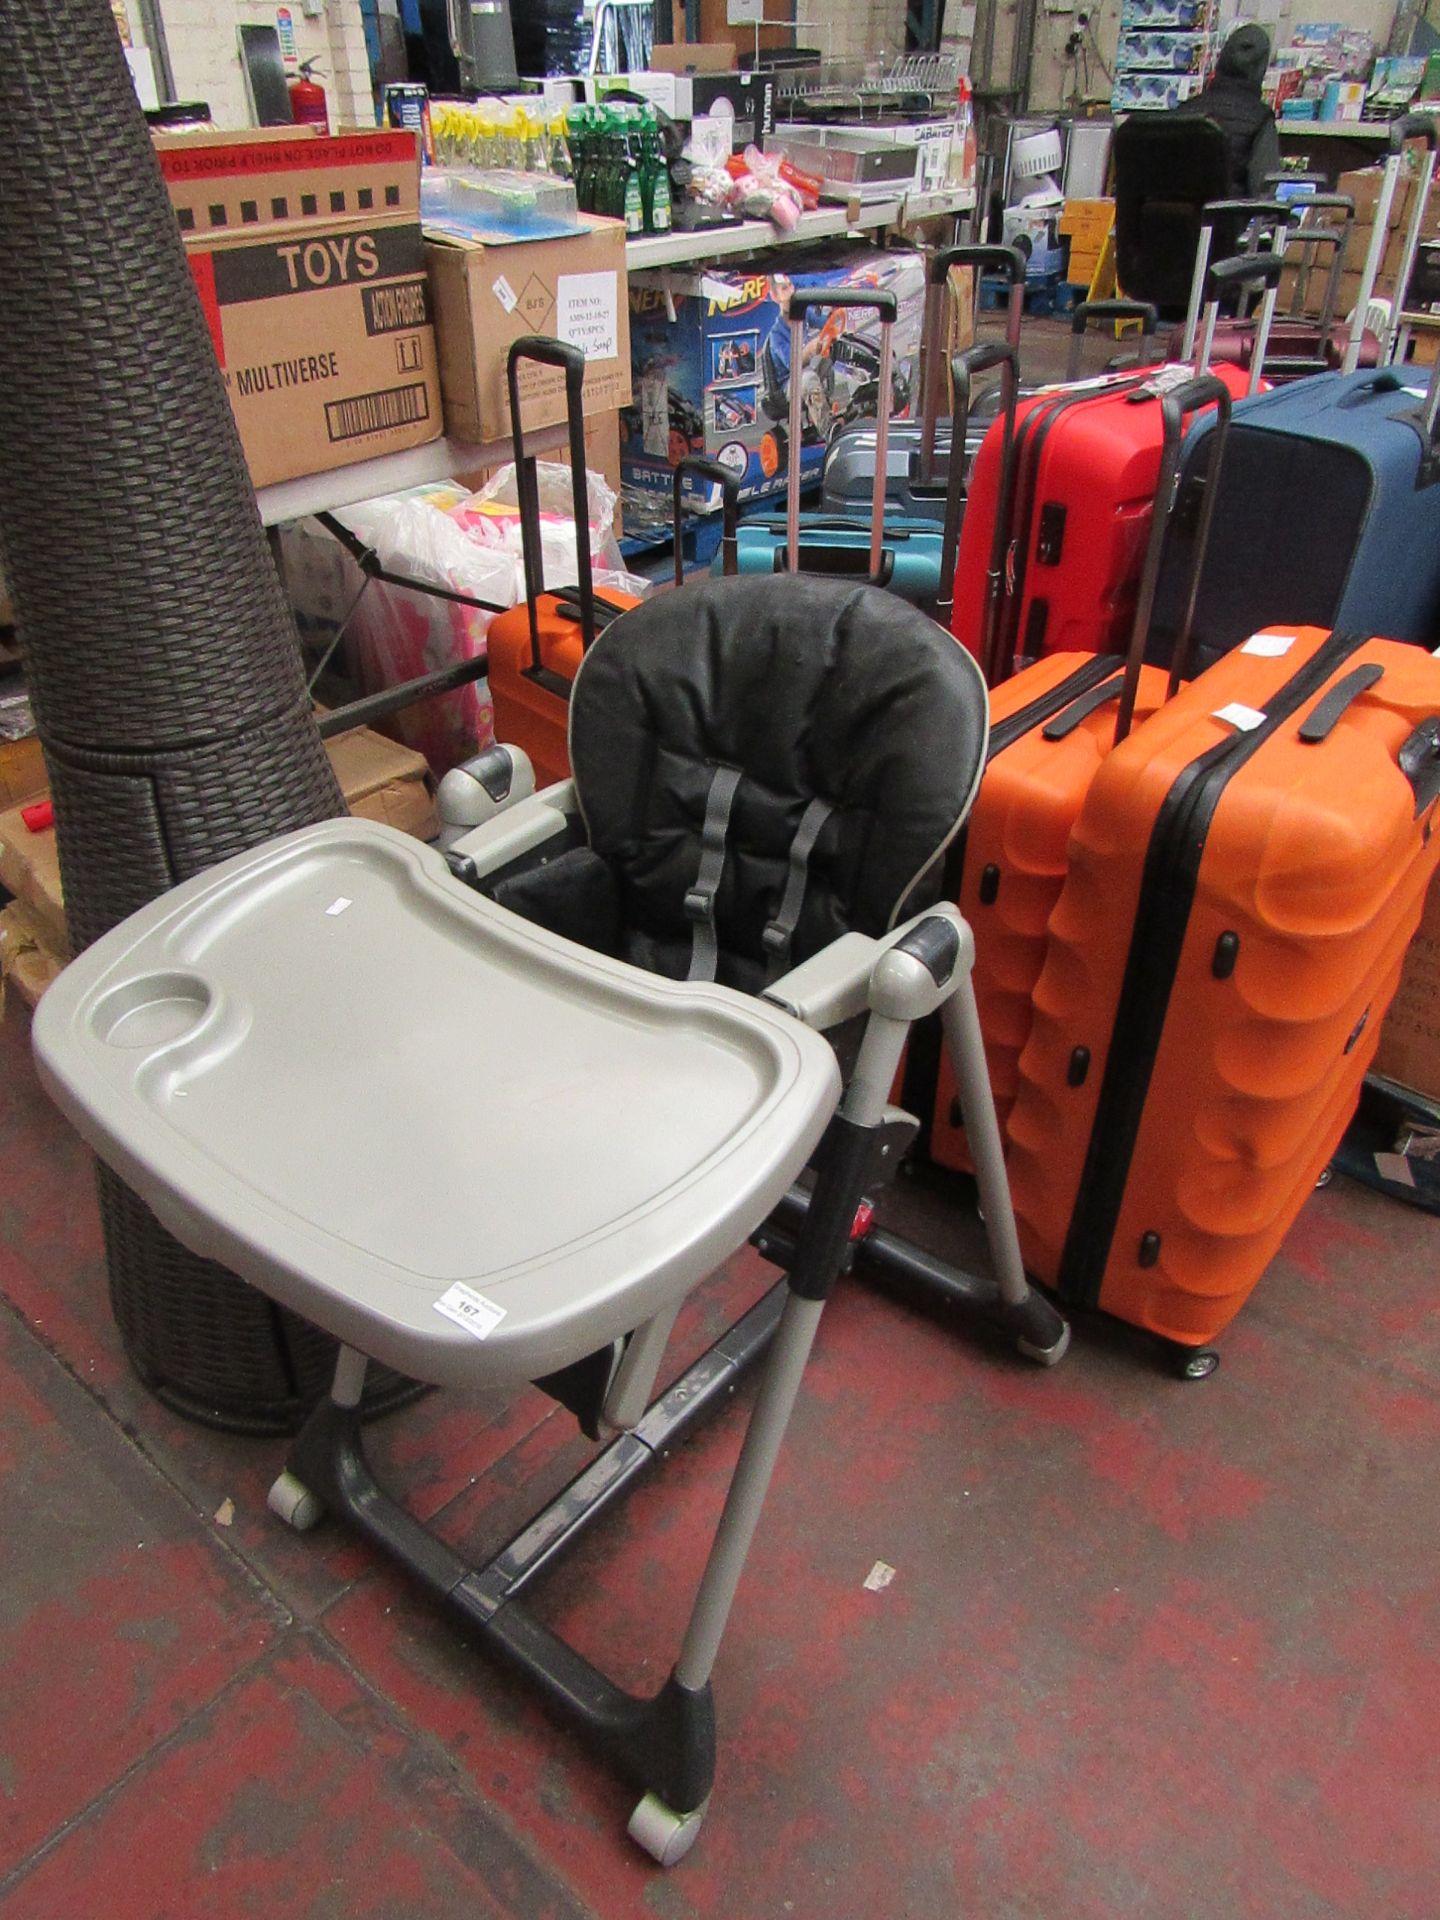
[[425, 217, 631, 443], [187, 214, 442, 489]]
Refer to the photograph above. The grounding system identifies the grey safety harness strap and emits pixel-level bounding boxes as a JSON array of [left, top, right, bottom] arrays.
[[685, 764, 743, 982], [685, 769, 837, 986], [762, 796, 835, 985]]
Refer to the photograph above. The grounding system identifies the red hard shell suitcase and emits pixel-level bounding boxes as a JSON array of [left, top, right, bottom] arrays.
[[1005, 624, 1440, 1362], [918, 372, 1233, 1175], [948, 268, 1264, 685]]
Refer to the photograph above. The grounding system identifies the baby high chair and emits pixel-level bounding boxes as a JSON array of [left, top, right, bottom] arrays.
[[34, 572, 1064, 1865]]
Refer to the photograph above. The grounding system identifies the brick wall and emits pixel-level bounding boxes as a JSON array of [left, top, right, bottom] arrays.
[[159, 0, 375, 131], [791, 0, 908, 65]]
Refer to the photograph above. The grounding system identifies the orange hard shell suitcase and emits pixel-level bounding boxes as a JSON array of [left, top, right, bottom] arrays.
[[1005, 623, 1440, 1365], [909, 368, 1233, 1174], [485, 338, 640, 789]]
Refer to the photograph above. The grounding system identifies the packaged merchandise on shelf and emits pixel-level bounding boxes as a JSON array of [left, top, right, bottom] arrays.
[[156, 127, 441, 490], [281, 464, 642, 778], [769, 121, 956, 198], [586, 70, 776, 149], [1111, 70, 1205, 111], [1120, 0, 1209, 25], [622, 247, 926, 512], [1116, 30, 1209, 72], [424, 214, 631, 442], [567, 103, 674, 233]]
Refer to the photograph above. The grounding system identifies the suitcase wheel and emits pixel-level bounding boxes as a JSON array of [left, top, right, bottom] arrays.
[[1173, 1347, 1220, 1383]]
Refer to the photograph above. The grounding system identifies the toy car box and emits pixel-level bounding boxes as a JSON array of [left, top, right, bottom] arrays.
[[623, 245, 925, 512]]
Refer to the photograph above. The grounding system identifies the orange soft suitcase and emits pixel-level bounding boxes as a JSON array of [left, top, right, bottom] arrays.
[[909, 363, 1234, 1174], [1005, 624, 1440, 1373], [485, 337, 641, 788]]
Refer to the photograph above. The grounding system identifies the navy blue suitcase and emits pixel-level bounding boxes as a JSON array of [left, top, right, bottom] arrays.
[[1148, 358, 1440, 674]]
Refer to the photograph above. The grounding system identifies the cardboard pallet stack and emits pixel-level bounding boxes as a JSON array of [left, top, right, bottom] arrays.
[[1279, 161, 1438, 321]]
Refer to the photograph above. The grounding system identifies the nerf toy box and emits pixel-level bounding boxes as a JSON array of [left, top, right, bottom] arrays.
[[623, 246, 925, 512]]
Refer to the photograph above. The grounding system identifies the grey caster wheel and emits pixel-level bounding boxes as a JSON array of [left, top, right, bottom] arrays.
[[627, 1791, 709, 1867], [267, 1469, 325, 1532], [1176, 1348, 1220, 1382], [1315, 1165, 1334, 1190]]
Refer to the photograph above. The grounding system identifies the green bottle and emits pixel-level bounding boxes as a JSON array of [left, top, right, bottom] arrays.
[[621, 108, 644, 236], [640, 110, 672, 234]]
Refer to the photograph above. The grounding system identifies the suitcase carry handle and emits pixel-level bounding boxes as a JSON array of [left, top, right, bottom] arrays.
[[1399, 717, 1440, 815], [785, 287, 897, 586], [937, 341, 1019, 648], [1179, 200, 1293, 362], [673, 455, 740, 583], [1120, 373, 1234, 735], [1197, 253, 1283, 395], [918, 244, 1025, 484], [772, 544, 898, 587], [1348, 114, 1439, 371], [1065, 299, 1158, 383], [506, 336, 596, 670], [1297, 663, 1385, 742]]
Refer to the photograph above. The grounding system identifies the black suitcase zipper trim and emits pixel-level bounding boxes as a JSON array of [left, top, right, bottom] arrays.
[[903, 654, 1119, 1151], [999, 377, 1150, 670], [1053, 628, 1367, 1309]]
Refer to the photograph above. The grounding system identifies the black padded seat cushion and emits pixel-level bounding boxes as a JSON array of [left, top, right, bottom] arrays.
[[566, 574, 989, 994]]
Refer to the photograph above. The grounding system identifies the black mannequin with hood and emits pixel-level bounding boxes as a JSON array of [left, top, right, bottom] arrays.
[[1176, 25, 1282, 197]]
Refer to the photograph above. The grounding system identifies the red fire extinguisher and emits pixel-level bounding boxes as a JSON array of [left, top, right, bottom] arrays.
[[288, 58, 329, 134]]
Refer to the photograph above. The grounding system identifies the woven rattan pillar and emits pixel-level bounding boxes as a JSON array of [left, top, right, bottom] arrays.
[[0, 1, 416, 1430]]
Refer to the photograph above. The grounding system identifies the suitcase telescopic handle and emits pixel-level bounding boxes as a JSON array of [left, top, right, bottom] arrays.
[[1065, 299, 1158, 382], [1197, 252, 1283, 393], [673, 456, 740, 583], [1201, 197, 1294, 230], [1113, 372, 1234, 742], [1181, 201, 1292, 360], [918, 245, 1025, 484], [1296, 192, 1356, 221], [937, 342, 1020, 650], [785, 288, 898, 585], [927, 244, 1026, 287], [506, 336, 596, 666], [787, 288, 899, 323], [1350, 116, 1440, 371], [1391, 112, 1438, 151]]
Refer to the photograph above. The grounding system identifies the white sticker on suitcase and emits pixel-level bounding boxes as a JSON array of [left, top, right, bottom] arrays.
[[434, 1283, 507, 1340], [1213, 702, 1266, 732], [1241, 633, 1296, 657]]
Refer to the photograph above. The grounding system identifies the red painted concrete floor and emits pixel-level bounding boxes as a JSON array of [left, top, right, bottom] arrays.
[[2, 993, 1439, 1920]]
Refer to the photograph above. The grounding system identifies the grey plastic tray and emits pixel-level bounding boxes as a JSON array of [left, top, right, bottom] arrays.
[[34, 820, 840, 1388]]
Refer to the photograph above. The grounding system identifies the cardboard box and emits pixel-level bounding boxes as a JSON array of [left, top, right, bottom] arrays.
[[651, 40, 737, 73], [1375, 874, 1440, 1099], [0, 901, 63, 1013], [624, 246, 926, 511], [0, 723, 435, 968], [426, 217, 631, 445], [157, 129, 442, 490], [0, 731, 45, 809]]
